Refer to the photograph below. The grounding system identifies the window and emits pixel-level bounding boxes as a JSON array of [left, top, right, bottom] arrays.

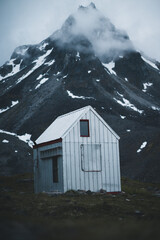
[[52, 157, 58, 183], [80, 120, 89, 137], [81, 144, 102, 172]]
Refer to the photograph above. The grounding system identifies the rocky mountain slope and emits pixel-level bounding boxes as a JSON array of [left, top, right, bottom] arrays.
[[0, 3, 160, 182]]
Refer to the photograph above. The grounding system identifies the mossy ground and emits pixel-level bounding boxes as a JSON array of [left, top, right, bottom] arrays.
[[0, 173, 160, 240]]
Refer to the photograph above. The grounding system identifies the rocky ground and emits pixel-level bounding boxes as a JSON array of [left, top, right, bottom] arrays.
[[0, 173, 160, 240]]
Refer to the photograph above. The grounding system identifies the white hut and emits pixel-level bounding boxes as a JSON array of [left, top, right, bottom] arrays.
[[33, 105, 121, 193]]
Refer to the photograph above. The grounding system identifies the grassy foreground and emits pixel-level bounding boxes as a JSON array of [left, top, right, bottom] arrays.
[[0, 173, 160, 240]]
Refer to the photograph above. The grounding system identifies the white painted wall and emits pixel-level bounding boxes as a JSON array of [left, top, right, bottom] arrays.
[[62, 108, 121, 192]]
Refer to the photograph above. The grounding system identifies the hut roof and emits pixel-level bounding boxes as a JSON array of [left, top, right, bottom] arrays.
[[36, 105, 119, 145], [36, 106, 89, 144]]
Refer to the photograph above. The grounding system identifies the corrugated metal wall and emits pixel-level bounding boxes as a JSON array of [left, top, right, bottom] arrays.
[[34, 142, 63, 193], [62, 109, 121, 192]]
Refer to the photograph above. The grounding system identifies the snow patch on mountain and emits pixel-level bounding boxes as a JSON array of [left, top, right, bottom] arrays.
[[15, 46, 28, 55], [137, 141, 147, 153], [2, 139, 9, 143], [45, 59, 55, 66], [142, 82, 153, 92], [120, 115, 126, 119], [151, 106, 160, 111], [102, 61, 117, 75], [63, 74, 68, 79], [117, 92, 123, 97], [16, 49, 53, 84], [0, 100, 19, 114], [55, 71, 61, 75], [141, 56, 159, 70], [33, 49, 53, 66], [76, 52, 80, 58], [36, 74, 43, 80], [0, 130, 33, 148], [67, 90, 94, 100], [0, 59, 22, 81], [35, 78, 48, 89], [114, 97, 143, 114], [39, 42, 49, 51]]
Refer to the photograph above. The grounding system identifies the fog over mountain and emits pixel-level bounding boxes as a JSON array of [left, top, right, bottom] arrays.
[[52, 3, 134, 61], [0, 0, 160, 66]]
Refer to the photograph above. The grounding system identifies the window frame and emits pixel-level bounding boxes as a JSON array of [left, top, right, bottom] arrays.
[[81, 144, 102, 172], [80, 119, 90, 137]]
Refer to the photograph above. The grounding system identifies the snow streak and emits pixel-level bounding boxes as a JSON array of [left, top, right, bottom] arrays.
[[0, 100, 19, 114], [0, 130, 33, 148]]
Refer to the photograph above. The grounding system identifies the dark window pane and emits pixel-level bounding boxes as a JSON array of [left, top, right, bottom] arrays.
[[80, 120, 89, 137], [52, 157, 58, 183]]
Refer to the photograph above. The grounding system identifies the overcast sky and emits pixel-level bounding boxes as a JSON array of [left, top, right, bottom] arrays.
[[0, 0, 160, 66]]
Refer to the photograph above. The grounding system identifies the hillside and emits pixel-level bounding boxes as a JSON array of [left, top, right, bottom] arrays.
[[0, 3, 160, 181]]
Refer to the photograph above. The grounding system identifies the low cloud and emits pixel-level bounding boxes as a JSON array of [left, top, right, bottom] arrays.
[[0, 0, 160, 66], [54, 4, 134, 61]]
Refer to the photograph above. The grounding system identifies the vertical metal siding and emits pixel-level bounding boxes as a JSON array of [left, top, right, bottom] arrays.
[[100, 119, 107, 190], [117, 141, 121, 192], [73, 124, 80, 190], [62, 141, 67, 192], [34, 142, 63, 193], [62, 108, 121, 192]]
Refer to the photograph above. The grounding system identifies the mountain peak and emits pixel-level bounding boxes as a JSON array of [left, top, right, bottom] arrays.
[[78, 2, 96, 12], [54, 2, 134, 62], [88, 2, 96, 9]]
